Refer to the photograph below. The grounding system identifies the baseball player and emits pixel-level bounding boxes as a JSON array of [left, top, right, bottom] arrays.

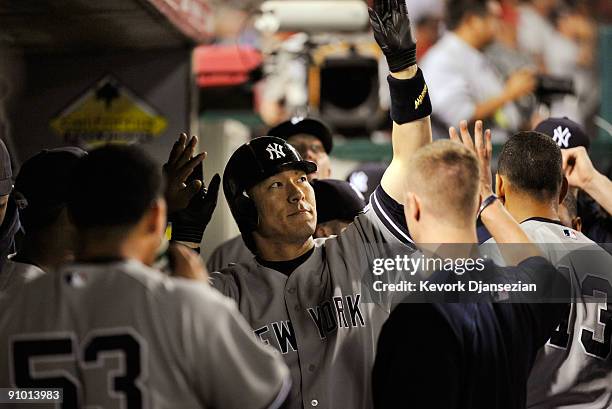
[[0, 145, 290, 409], [463, 126, 612, 408], [1, 147, 86, 292], [373, 138, 568, 409], [206, 117, 334, 272], [180, 1, 435, 407]]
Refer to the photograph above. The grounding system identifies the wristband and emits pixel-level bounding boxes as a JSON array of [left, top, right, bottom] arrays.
[[388, 68, 432, 124], [477, 194, 498, 220], [171, 223, 204, 246]]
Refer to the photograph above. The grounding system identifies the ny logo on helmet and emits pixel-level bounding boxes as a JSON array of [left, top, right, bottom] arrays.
[[553, 126, 571, 148], [266, 143, 286, 160]]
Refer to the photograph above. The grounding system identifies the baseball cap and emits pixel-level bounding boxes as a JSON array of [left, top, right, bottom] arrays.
[[267, 117, 333, 154], [0, 139, 12, 196], [312, 179, 365, 224], [534, 117, 590, 150], [14, 147, 87, 230], [224, 136, 317, 193], [346, 162, 387, 200]]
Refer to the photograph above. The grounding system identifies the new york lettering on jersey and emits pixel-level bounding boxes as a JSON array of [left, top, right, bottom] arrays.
[[254, 294, 367, 353]]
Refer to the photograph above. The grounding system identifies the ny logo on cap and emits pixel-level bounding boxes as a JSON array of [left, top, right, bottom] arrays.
[[553, 126, 572, 148], [266, 143, 286, 160]]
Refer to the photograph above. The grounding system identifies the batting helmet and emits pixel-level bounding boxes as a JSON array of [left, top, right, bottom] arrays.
[[223, 136, 317, 252]]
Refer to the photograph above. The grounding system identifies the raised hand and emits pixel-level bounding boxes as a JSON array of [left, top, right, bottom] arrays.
[[368, 0, 417, 73], [163, 133, 206, 214], [449, 120, 493, 197], [170, 173, 221, 246]]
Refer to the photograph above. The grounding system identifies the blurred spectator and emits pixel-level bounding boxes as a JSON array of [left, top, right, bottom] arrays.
[[517, 0, 599, 125], [347, 162, 387, 201], [0, 139, 20, 271], [485, 0, 538, 123], [405, 0, 445, 59], [311, 179, 365, 238], [516, 0, 560, 71], [1, 148, 85, 291], [421, 0, 536, 141]]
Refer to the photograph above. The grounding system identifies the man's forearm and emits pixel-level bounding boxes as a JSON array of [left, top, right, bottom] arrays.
[[584, 172, 612, 215], [382, 64, 433, 202]]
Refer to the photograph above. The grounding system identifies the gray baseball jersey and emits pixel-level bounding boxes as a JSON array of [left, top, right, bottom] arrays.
[[484, 218, 612, 408], [0, 259, 290, 409], [207, 235, 254, 272], [211, 186, 414, 409], [0, 258, 45, 293]]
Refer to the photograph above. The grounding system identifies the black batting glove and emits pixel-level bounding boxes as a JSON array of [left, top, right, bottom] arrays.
[[369, 0, 417, 73], [170, 173, 221, 246]]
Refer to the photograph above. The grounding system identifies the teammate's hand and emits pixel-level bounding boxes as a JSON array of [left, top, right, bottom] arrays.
[[167, 243, 209, 281], [562, 146, 597, 189], [163, 133, 206, 214], [369, 0, 416, 73], [449, 120, 493, 197], [170, 173, 221, 245], [503, 69, 537, 101]]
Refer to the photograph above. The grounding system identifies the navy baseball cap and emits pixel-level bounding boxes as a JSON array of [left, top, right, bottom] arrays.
[[534, 117, 590, 150], [312, 179, 365, 224], [0, 139, 12, 196], [14, 147, 87, 230], [267, 117, 334, 154], [346, 162, 387, 200]]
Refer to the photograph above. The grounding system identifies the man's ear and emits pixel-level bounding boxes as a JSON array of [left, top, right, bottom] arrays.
[[315, 224, 330, 239], [572, 216, 582, 233], [403, 192, 421, 224], [559, 176, 569, 205], [495, 173, 505, 200], [146, 198, 167, 237]]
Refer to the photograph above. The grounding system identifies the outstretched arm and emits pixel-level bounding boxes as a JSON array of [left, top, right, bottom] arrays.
[[369, 0, 433, 203]]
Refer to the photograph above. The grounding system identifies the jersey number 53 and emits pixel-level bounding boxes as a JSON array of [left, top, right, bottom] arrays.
[[10, 328, 145, 409]]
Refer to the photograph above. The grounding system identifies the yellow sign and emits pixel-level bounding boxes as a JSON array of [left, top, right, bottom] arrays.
[[50, 75, 167, 146]]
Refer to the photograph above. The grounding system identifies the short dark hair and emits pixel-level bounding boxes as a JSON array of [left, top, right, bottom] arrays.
[[497, 131, 563, 201], [446, 0, 489, 30], [68, 145, 163, 229]]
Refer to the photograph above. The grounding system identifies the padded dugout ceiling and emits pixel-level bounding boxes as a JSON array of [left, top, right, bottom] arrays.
[[0, 0, 212, 52]]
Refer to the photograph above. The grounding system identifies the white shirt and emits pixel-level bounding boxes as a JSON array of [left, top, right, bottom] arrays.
[[421, 32, 522, 140]]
